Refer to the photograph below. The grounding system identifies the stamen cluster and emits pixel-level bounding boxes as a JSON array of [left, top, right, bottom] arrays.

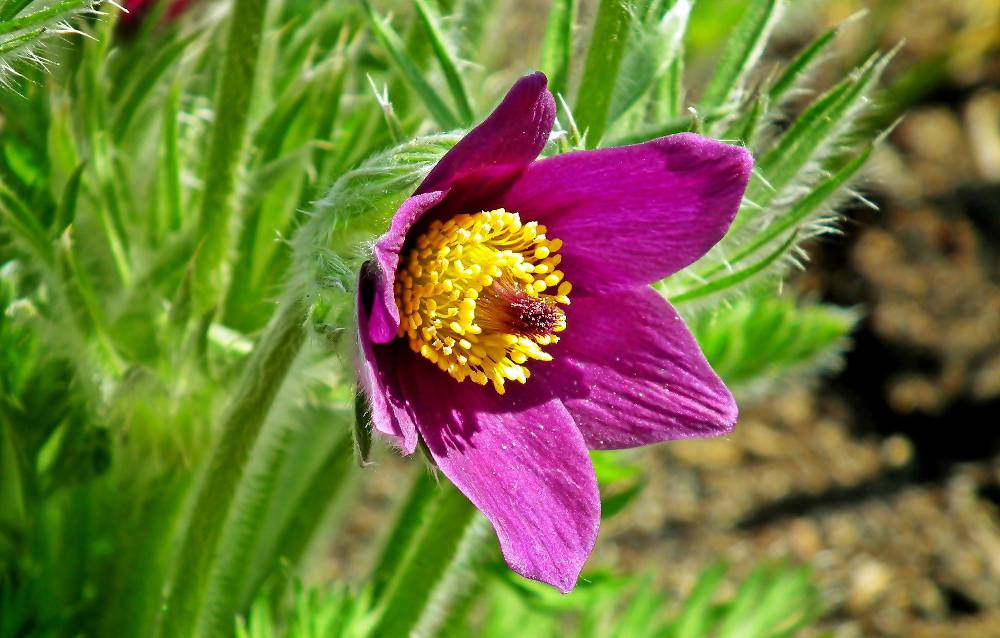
[[395, 209, 571, 394]]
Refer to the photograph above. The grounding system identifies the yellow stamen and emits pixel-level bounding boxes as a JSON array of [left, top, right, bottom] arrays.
[[395, 209, 571, 394]]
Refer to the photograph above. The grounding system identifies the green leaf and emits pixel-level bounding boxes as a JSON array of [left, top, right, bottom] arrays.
[[0, 416, 28, 531], [52, 162, 85, 236], [691, 295, 858, 389], [608, 0, 691, 126], [238, 580, 375, 638], [715, 564, 819, 638], [574, 0, 634, 148], [0, 0, 35, 22], [731, 144, 875, 272], [159, 84, 183, 234], [112, 34, 196, 142], [749, 50, 893, 206], [722, 93, 767, 145], [352, 388, 373, 467], [367, 75, 406, 144], [768, 22, 841, 105], [671, 132, 882, 305], [362, 0, 460, 130], [369, 471, 439, 599], [413, 0, 474, 125], [656, 50, 685, 120], [90, 126, 133, 285], [673, 562, 728, 638], [369, 473, 483, 638], [0, 26, 43, 57], [540, 0, 577, 99], [608, 113, 696, 146], [592, 450, 645, 520], [56, 228, 122, 370], [699, 0, 783, 115], [0, 0, 89, 35], [154, 300, 308, 638], [666, 230, 797, 305], [189, 0, 270, 316], [198, 406, 355, 637], [0, 177, 53, 264]]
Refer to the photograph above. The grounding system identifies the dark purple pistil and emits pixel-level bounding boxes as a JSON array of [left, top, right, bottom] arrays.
[[476, 277, 563, 337], [509, 294, 561, 336]]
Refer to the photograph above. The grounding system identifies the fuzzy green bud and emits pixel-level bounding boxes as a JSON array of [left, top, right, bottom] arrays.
[[288, 133, 460, 302]]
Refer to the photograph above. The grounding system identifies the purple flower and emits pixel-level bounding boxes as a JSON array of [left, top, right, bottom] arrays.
[[356, 73, 752, 592]]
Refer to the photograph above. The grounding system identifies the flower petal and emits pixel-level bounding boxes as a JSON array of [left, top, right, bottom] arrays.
[[542, 286, 737, 449], [417, 72, 556, 195], [369, 190, 449, 344], [356, 270, 419, 454], [499, 133, 752, 293], [367, 73, 556, 343], [401, 360, 599, 593]]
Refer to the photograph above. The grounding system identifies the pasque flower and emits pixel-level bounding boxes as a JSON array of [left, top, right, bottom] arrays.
[[357, 73, 752, 592]]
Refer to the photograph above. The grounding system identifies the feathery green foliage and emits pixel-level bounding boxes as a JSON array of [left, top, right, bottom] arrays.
[[692, 295, 858, 393], [0, 0, 94, 83]]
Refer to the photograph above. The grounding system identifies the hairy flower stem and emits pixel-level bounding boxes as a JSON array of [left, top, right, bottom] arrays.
[[191, 0, 269, 316], [154, 299, 307, 638]]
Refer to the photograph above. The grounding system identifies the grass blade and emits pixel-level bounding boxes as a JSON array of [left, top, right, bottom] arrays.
[[112, 34, 196, 142], [540, 0, 576, 99], [189, 0, 270, 315], [609, 0, 691, 126], [0, 0, 89, 35], [53, 162, 85, 236], [692, 295, 857, 389], [667, 230, 797, 305], [370, 476, 481, 638], [363, 0, 459, 130], [673, 562, 728, 638], [750, 50, 892, 205], [768, 23, 839, 105], [413, 0, 474, 125], [0, 178, 53, 265], [699, 0, 783, 114], [574, 0, 634, 148]]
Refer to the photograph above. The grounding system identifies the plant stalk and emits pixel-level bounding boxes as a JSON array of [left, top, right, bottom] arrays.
[[154, 298, 307, 638], [191, 0, 270, 315]]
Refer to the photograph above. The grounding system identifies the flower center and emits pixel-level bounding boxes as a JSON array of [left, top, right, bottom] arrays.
[[395, 209, 571, 394]]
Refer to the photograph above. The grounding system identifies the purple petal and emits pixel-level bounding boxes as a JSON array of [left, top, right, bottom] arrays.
[[417, 72, 556, 195], [356, 270, 419, 454], [369, 190, 448, 344], [400, 359, 599, 593], [542, 286, 737, 450], [499, 133, 752, 293], [367, 73, 556, 343]]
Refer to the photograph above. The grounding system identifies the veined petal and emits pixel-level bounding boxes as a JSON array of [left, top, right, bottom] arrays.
[[542, 287, 737, 449], [357, 270, 419, 454], [401, 360, 599, 593], [499, 133, 752, 293]]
